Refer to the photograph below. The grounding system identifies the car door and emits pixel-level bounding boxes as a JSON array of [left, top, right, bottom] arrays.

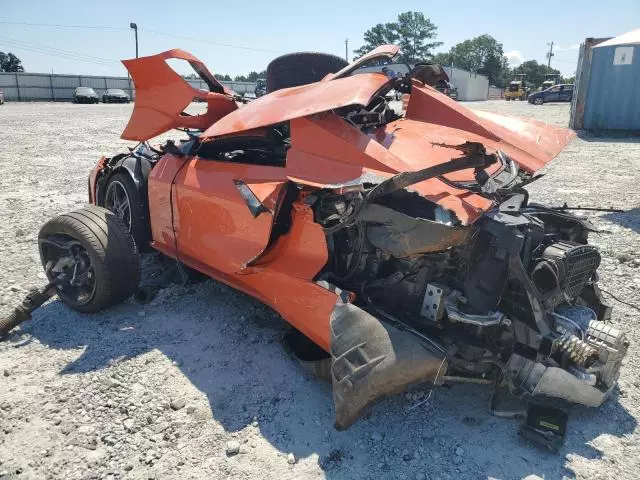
[[545, 85, 561, 102], [173, 154, 289, 277], [559, 85, 573, 102]]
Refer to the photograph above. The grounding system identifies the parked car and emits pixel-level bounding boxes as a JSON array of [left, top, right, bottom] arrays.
[[0, 90, 4, 105], [528, 84, 574, 105], [73, 87, 99, 104], [1, 47, 627, 449], [102, 88, 130, 103]]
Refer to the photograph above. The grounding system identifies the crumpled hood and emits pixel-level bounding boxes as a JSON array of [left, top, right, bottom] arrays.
[[398, 82, 575, 174]]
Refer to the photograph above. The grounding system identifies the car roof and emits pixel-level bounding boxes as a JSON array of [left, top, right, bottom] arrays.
[[202, 72, 390, 138]]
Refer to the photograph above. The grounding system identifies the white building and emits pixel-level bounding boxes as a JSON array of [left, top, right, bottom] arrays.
[[354, 63, 489, 101]]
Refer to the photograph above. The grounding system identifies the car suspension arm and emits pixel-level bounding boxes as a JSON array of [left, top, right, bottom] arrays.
[[0, 277, 65, 339]]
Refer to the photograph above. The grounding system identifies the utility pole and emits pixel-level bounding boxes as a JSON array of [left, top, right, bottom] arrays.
[[546, 41, 554, 71], [130, 23, 139, 58], [344, 39, 348, 62]]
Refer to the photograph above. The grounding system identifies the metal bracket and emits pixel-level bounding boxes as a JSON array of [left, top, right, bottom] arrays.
[[420, 283, 446, 321]]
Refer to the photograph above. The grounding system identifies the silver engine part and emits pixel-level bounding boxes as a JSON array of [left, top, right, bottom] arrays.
[[505, 320, 628, 407]]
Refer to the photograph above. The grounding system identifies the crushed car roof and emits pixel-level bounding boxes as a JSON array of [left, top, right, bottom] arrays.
[[201, 73, 391, 138]]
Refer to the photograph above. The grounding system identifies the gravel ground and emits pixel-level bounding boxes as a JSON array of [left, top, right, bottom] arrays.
[[0, 100, 639, 480]]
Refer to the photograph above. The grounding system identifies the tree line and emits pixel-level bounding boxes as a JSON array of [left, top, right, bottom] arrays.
[[354, 12, 573, 88], [186, 70, 266, 82]]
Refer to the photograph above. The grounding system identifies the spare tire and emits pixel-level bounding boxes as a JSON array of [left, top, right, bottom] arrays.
[[266, 52, 348, 93]]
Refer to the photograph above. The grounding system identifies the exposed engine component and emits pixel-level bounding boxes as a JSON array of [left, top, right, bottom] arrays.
[[314, 184, 624, 419], [444, 292, 506, 327], [552, 334, 599, 368], [531, 241, 601, 308]]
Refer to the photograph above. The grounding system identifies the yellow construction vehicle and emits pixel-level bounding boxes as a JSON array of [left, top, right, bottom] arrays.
[[540, 73, 560, 91], [505, 74, 529, 101]]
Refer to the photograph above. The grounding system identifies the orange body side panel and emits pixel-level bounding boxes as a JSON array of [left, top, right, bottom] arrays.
[[174, 158, 287, 274], [147, 154, 187, 256], [147, 155, 336, 350]]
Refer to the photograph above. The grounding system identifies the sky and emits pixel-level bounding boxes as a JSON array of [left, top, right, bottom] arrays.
[[2, 0, 639, 79]]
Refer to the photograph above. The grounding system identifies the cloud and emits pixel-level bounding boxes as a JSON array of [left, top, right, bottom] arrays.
[[504, 50, 524, 65]]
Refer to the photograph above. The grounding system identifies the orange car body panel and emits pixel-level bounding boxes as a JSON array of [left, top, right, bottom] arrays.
[[147, 153, 334, 348], [121, 49, 237, 141], [109, 47, 577, 351], [404, 82, 576, 173], [325, 44, 400, 80], [201, 73, 390, 138]]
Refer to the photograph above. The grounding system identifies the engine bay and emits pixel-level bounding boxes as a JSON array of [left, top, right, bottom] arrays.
[[310, 164, 628, 424]]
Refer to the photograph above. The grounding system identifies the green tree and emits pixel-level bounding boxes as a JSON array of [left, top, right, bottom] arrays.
[[353, 11, 442, 63], [246, 70, 267, 82], [512, 60, 561, 88], [431, 52, 452, 66], [437, 35, 510, 87], [0, 52, 24, 72]]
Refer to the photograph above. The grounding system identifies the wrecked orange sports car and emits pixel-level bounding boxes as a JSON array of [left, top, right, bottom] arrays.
[[1, 46, 628, 449]]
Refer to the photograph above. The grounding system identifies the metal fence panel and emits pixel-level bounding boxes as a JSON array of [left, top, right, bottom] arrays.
[[0, 72, 256, 101], [0, 74, 17, 87], [80, 77, 106, 89], [51, 75, 80, 88], [1, 87, 19, 99], [105, 78, 131, 89], [14, 73, 51, 87], [20, 87, 53, 100]]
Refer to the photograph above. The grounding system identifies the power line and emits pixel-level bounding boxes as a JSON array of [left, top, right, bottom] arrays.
[[0, 20, 285, 55], [0, 20, 128, 30], [0, 36, 118, 64], [0, 35, 119, 66], [140, 28, 283, 54]]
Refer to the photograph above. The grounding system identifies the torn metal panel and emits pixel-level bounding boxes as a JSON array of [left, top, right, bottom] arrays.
[[358, 203, 472, 257], [403, 83, 575, 174]]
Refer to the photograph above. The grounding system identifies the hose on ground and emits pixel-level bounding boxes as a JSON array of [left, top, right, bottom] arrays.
[[0, 307, 31, 339], [0, 282, 60, 340]]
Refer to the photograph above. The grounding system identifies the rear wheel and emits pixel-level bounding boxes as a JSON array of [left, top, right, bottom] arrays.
[[266, 52, 348, 93], [104, 172, 150, 248], [38, 206, 140, 313]]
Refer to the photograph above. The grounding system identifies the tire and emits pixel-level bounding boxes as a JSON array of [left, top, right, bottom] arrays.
[[38, 206, 140, 313], [103, 171, 151, 248], [506, 97, 511, 101], [534, 97, 544, 105], [266, 52, 348, 93]]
